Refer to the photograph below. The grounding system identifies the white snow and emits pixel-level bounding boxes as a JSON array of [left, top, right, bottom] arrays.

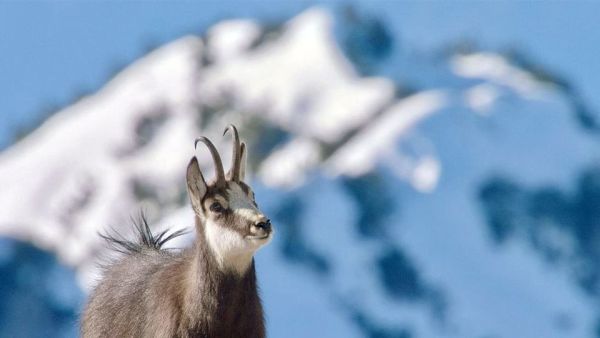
[[199, 9, 395, 142], [452, 52, 545, 98], [0, 36, 204, 270], [326, 90, 447, 183], [464, 83, 501, 114], [258, 137, 321, 188], [0, 6, 596, 338], [207, 20, 261, 62]]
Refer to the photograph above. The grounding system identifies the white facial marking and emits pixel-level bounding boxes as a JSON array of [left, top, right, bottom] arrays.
[[204, 218, 254, 275], [203, 183, 271, 275]]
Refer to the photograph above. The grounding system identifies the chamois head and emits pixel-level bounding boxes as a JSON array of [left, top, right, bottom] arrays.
[[186, 125, 273, 274]]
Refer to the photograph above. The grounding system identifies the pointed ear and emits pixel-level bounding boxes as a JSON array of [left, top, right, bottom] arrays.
[[186, 157, 207, 215], [239, 142, 247, 181]]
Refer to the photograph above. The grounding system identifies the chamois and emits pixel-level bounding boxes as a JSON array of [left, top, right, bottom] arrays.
[[81, 125, 274, 338]]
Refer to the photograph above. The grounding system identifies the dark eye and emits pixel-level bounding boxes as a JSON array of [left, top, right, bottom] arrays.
[[210, 202, 225, 213]]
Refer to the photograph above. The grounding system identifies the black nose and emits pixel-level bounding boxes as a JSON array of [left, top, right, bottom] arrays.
[[255, 219, 272, 232]]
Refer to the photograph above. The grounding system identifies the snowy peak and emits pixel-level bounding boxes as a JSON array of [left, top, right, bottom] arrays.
[[0, 36, 204, 267], [0, 6, 598, 338]]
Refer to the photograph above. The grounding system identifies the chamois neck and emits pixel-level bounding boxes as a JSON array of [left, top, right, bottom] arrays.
[[185, 214, 259, 300], [194, 215, 255, 275], [183, 218, 263, 336]]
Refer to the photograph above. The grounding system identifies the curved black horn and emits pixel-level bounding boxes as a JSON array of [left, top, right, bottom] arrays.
[[194, 136, 225, 185], [239, 141, 247, 181], [223, 124, 241, 182]]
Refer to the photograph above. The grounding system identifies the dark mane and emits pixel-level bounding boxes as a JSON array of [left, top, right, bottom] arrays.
[[100, 213, 188, 254]]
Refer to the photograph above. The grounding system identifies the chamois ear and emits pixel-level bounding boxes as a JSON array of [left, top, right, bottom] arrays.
[[239, 142, 247, 181], [186, 157, 207, 215]]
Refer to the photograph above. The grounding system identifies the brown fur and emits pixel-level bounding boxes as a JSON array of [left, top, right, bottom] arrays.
[[82, 133, 270, 337], [81, 215, 266, 338]]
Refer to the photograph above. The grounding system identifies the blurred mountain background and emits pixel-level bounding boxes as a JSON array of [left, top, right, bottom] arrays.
[[1, 2, 600, 338]]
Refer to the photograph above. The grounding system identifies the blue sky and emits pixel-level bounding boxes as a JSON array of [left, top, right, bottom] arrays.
[[1, 1, 599, 149]]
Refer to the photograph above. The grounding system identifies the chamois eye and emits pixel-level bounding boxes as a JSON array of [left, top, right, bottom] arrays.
[[209, 202, 225, 213]]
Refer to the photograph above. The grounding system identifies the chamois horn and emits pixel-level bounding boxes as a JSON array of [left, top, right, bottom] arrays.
[[194, 136, 225, 186], [223, 124, 241, 182]]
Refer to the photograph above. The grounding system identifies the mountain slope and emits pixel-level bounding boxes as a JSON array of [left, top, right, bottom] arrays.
[[0, 7, 598, 338]]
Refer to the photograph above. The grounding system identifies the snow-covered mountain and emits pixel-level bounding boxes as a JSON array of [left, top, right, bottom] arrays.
[[1, 7, 599, 338]]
